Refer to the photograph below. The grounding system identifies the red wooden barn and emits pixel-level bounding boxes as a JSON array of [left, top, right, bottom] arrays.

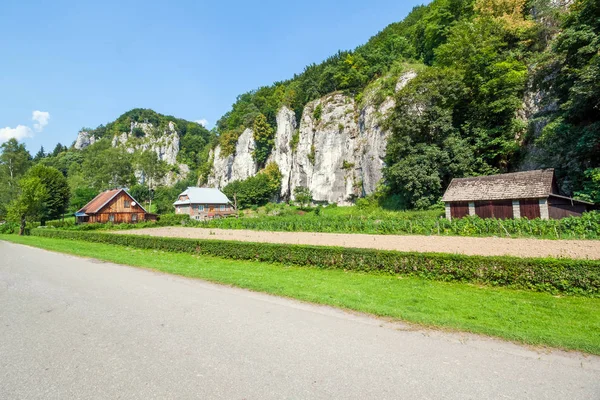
[[442, 169, 596, 220], [75, 188, 156, 224]]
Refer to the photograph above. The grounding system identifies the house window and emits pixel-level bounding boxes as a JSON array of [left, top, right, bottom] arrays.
[[197, 205, 204, 212], [124, 200, 131, 208], [132, 214, 137, 222], [219, 205, 226, 211], [109, 214, 115, 222]]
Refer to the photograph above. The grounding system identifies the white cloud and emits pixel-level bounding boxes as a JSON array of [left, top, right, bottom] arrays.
[[32, 110, 50, 132], [0, 125, 34, 143], [194, 119, 208, 127]]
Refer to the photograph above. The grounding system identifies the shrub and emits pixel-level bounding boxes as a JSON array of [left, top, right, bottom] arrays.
[[31, 229, 600, 296], [313, 104, 323, 121], [0, 222, 18, 234]]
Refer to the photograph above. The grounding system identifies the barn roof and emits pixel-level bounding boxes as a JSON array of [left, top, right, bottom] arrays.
[[77, 188, 147, 215], [173, 187, 231, 206], [442, 169, 556, 202]]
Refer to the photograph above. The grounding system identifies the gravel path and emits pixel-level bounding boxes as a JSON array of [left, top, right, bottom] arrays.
[[115, 227, 600, 259]]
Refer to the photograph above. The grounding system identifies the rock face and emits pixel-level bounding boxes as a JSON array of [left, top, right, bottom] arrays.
[[290, 93, 359, 204], [208, 128, 258, 188], [75, 121, 188, 186], [207, 71, 418, 204], [74, 131, 96, 150], [267, 107, 297, 198]]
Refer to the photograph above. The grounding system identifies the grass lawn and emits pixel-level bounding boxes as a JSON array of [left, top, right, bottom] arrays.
[[2, 234, 599, 355]]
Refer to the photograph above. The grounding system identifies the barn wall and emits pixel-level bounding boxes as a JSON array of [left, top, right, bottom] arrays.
[[548, 197, 587, 219], [519, 199, 541, 219], [450, 202, 469, 219], [474, 200, 513, 219]]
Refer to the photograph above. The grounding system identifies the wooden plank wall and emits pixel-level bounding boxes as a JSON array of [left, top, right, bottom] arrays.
[[91, 192, 148, 224], [475, 200, 513, 219], [519, 199, 541, 219], [548, 197, 587, 219], [450, 202, 469, 219]]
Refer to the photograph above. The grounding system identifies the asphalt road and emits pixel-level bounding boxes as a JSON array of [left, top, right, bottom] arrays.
[[1, 241, 598, 399]]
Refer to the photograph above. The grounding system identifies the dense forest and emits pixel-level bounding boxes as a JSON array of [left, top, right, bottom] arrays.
[[0, 0, 598, 227]]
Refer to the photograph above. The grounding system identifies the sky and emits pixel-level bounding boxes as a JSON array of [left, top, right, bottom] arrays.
[[0, 0, 425, 153]]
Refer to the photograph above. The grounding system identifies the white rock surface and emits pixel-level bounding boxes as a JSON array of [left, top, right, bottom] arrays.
[[290, 93, 359, 204], [74, 131, 96, 150], [207, 71, 418, 204], [208, 128, 258, 188], [267, 107, 297, 198]]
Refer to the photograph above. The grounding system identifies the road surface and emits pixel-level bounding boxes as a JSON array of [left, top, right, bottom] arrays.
[[116, 226, 600, 259], [1, 241, 598, 399]]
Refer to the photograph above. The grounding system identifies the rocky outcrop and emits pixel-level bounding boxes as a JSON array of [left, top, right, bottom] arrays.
[[290, 93, 359, 204], [74, 131, 96, 150], [207, 71, 418, 204], [208, 128, 258, 188], [266, 107, 297, 198]]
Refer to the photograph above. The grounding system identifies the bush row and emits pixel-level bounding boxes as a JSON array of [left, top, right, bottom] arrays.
[[54, 210, 600, 240], [31, 229, 600, 296], [197, 211, 600, 239]]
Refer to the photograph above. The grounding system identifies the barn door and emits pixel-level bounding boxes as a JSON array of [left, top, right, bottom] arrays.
[[520, 199, 541, 219]]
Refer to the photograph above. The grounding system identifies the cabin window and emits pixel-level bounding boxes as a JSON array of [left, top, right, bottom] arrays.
[[109, 214, 115, 222], [197, 205, 204, 212], [131, 214, 137, 222], [219, 205, 226, 211], [124, 200, 131, 208]]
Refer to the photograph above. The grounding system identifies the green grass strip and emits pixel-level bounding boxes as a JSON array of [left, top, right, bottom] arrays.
[[31, 229, 600, 296], [2, 234, 599, 355]]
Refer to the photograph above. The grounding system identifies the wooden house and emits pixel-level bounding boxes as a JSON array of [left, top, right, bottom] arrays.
[[173, 187, 235, 220], [75, 188, 156, 224], [442, 169, 596, 220]]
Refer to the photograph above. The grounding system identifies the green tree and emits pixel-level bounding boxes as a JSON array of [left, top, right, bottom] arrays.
[[34, 146, 46, 161], [293, 186, 313, 207], [0, 139, 31, 181], [81, 142, 135, 190], [0, 139, 32, 217], [384, 68, 477, 209], [134, 150, 168, 191], [222, 165, 282, 209], [26, 164, 70, 224], [535, 0, 600, 191], [70, 186, 97, 212], [252, 114, 275, 166], [7, 176, 48, 235]]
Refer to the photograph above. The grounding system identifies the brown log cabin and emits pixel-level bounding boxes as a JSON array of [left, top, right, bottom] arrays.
[[75, 188, 156, 224], [442, 169, 596, 221]]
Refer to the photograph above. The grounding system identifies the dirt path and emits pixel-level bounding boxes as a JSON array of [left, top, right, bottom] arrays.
[[114, 227, 600, 259]]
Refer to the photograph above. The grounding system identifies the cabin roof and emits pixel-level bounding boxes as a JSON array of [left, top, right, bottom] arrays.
[[173, 187, 231, 206], [442, 169, 556, 202], [77, 188, 148, 215]]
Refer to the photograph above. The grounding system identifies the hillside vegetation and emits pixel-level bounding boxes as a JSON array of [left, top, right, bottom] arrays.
[[215, 0, 599, 208]]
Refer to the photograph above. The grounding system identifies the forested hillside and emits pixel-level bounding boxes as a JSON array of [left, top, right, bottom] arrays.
[[0, 109, 214, 222], [0, 0, 598, 226]]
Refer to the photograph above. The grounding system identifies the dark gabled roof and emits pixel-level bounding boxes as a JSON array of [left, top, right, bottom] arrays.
[[442, 169, 556, 202], [77, 188, 148, 215]]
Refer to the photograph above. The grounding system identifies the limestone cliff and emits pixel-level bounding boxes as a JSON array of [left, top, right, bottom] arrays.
[[74, 121, 188, 185], [207, 71, 418, 204]]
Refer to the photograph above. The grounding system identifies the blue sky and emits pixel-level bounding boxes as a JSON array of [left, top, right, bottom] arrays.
[[1, 0, 425, 153]]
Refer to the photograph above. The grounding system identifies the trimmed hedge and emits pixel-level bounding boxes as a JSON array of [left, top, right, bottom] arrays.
[[31, 229, 600, 296]]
